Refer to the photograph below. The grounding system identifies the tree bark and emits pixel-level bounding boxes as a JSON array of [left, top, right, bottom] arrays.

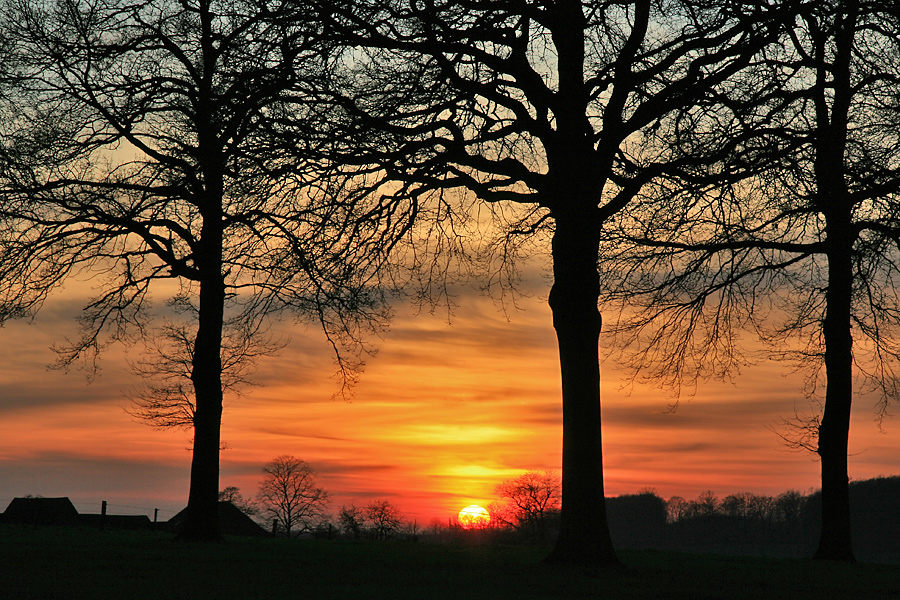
[[177, 101, 227, 540], [812, 5, 855, 561], [543, 214, 619, 567], [177, 219, 226, 542], [175, 5, 227, 542], [814, 230, 855, 561], [540, 2, 618, 565]]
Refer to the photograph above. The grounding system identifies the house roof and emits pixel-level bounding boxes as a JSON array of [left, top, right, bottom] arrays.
[[2, 497, 80, 526], [165, 501, 269, 537]]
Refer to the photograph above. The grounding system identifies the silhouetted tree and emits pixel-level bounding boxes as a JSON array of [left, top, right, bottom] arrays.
[[126, 313, 285, 431], [314, 0, 792, 567], [722, 492, 775, 523], [666, 496, 690, 523], [693, 491, 721, 519], [598, 0, 900, 561], [256, 456, 328, 538], [0, 0, 407, 541], [363, 499, 403, 541], [494, 470, 561, 541], [773, 490, 805, 524], [338, 503, 364, 539]]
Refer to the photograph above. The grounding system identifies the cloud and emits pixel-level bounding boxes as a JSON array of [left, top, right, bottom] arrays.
[[3, 267, 900, 524], [244, 427, 355, 443], [312, 460, 400, 476]]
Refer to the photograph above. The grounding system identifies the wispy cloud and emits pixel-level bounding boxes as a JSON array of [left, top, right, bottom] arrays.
[[2, 278, 899, 523]]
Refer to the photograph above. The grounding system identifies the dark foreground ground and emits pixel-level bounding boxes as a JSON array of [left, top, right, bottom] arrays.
[[1, 525, 897, 599]]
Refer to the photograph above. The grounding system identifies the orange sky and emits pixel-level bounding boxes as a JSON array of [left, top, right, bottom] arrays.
[[1, 274, 899, 525]]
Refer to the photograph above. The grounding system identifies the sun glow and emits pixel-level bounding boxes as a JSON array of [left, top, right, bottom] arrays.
[[457, 504, 490, 529]]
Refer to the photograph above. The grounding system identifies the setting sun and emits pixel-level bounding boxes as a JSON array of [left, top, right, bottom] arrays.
[[458, 505, 490, 529]]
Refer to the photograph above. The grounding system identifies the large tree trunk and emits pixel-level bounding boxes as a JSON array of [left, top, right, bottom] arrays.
[[814, 234, 855, 561], [176, 11, 227, 541], [812, 6, 855, 560], [541, 2, 618, 565], [178, 233, 226, 541], [178, 157, 226, 541], [543, 214, 619, 567]]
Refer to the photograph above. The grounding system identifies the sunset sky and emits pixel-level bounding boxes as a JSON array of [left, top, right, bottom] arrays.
[[2, 262, 899, 526]]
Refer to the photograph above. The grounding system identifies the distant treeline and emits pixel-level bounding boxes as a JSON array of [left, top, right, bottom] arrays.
[[448, 475, 900, 563], [605, 476, 900, 563]]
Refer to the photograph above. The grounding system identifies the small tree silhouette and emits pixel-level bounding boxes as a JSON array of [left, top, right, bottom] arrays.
[[364, 500, 403, 541], [256, 456, 328, 538], [495, 470, 561, 541]]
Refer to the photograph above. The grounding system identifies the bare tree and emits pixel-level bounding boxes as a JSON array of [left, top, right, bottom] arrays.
[[314, 0, 793, 567], [774, 490, 805, 524], [337, 500, 403, 540], [338, 503, 364, 539], [666, 496, 690, 523], [692, 491, 720, 519], [363, 499, 403, 541], [0, 0, 409, 541], [494, 470, 561, 541], [126, 303, 286, 430], [721, 492, 774, 522], [599, 0, 900, 561], [256, 455, 329, 538]]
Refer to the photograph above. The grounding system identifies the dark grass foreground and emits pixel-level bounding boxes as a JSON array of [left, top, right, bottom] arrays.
[[1, 525, 897, 600]]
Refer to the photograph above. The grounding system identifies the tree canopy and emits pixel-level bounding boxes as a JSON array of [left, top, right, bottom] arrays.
[[313, 0, 792, 566], [598, 0, 900, 561], [0, 0, 411, 540]]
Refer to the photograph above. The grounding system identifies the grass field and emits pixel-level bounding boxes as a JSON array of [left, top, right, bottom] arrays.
[[1, 525, 897, 599]]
